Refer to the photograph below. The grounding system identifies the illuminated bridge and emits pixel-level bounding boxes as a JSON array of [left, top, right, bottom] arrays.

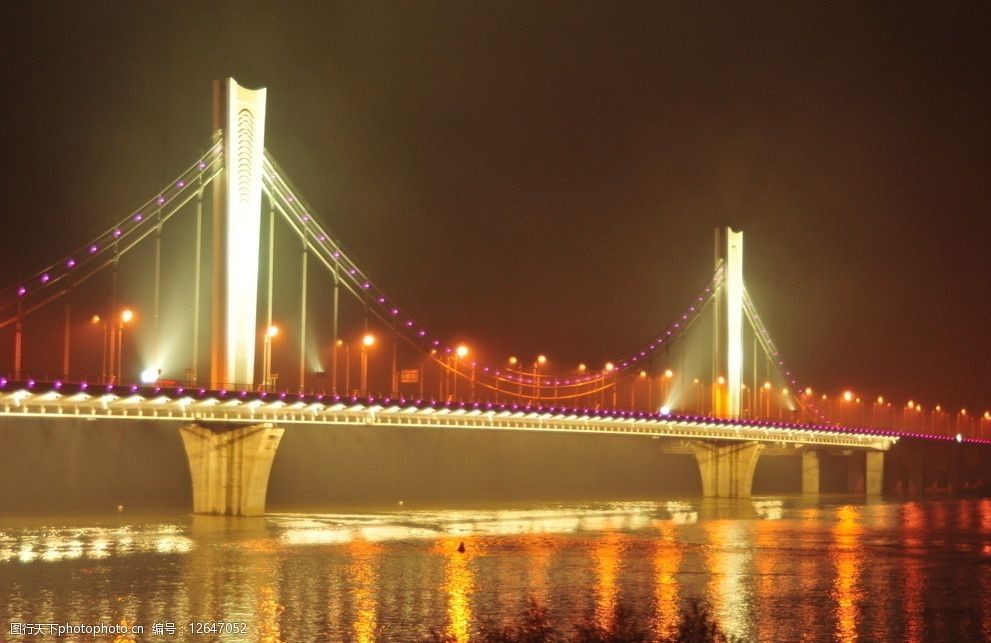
[[0, 79, 984, 515]]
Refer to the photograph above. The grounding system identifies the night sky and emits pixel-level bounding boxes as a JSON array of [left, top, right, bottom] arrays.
[[1, 2, 989, 410]]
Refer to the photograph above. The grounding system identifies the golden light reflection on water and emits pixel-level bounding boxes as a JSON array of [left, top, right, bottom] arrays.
[[797, 515, 818, 640], [979, 498, 991, 532], [831, 505, 863, 643], [594, 531, 623, 631], [0, 525, 191, 564], [436, 537, 475, 643], [523, 535, 559, 605], [754, 518, 786, 641], [705, 520, 751, 641], [4, 500, 991, 640], [983, 547, 991, 641], [347, 539, 381, 643], [903, 502, 925, 643], [111, 618, 136, 643], [652, 521, 680, 640], [255, 582, 284, 643]]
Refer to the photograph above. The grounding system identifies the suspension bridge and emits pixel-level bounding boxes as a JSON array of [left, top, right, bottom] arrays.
[[0, 79, 986, 515]]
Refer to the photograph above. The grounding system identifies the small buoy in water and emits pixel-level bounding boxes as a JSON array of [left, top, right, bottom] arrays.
[[116, 504, 124, 513], [457, 541, 465, 553]]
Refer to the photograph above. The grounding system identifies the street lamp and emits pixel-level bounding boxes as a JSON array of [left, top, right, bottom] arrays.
[[635, 369, 647, 409], [335, 338, 352, 395], [661, 369, 674, 409], [603, 361, 615, 407], [508, 356, 521, 398], [91, 314, 109, 384], [262, 325, 279, 391], [114, 308, 134, 384], [453, 344, 469, 400], [360, 333, 376, 395], [715, 375, 726, 417], [872, 395, 885, 427], [533, 354, 546, 402]]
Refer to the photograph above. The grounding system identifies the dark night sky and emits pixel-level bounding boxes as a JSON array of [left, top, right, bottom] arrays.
[[1, 2, 989, 410]]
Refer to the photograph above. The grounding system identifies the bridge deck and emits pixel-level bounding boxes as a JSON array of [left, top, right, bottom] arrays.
[[0, 381, 898, 451]]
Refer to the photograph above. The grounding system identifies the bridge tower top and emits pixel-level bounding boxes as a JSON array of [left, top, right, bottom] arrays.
[[211, 78, 267, 388]]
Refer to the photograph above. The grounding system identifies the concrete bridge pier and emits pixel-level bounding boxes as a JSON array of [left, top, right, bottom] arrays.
[[865, 450, 884, 496], [179, 423, 284, 516], [802, 450, 820, 495], [690, 441, 764, 498], [802, 448, 885, 496]]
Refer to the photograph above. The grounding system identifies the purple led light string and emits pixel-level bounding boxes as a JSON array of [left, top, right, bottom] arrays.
[[3, 144, 221, 303], [491, 267, 723, 392]]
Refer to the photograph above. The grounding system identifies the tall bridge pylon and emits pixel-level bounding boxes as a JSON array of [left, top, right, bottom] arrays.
[[211, 78, 267, 388], [713, 227, 744, 419]]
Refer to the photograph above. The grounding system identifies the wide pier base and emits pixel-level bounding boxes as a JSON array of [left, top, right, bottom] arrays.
[[690, 441, 764, 498], [802, 450, 820, 495], [865, 450, 884, 496], [180, 423, 284, 516]]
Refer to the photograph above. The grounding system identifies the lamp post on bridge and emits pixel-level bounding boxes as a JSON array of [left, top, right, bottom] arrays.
[[661, 369, 674, 411], [262, 325, 279, 391], [957, 408, 971, 439], [360, 333, 376, 396], [508, 356, 521, 399], [90, 314, 109, 384], [533, 354, 547, 403], [452, 344, 469, 401], [114, 308, 134, 384], [602, 361, 615, 408], [634, 370, 649, 409], [576, 363, 587, 406], [760, 381, 772, 419], [871, 396, 884, 427], [342, 340, 352, 394]]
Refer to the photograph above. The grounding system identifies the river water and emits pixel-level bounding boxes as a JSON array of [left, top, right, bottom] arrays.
[[1, 496, 989, 641]]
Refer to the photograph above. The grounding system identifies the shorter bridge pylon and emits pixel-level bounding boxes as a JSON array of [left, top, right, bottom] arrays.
[[179, 423, 284, 516], [690, 440, 764, 498]]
